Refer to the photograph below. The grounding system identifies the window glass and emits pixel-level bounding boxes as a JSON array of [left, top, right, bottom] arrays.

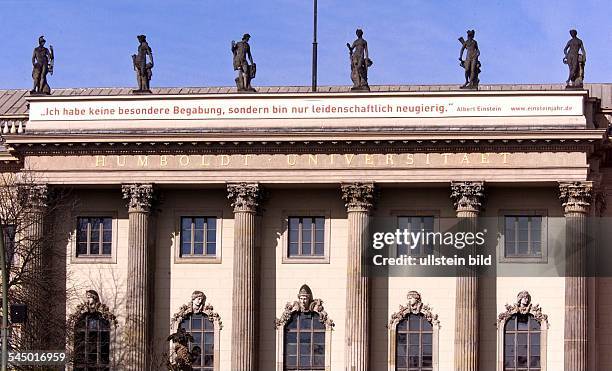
[[504, 216, 543, 258], [179, 313, 215, 371], [503, 314, 541, 371], [180, 217, 217, 258], [396, 313, 433, 371], [284, 312, 325, 370], [287, 217, 325, 258], [76, 217, 113, 257]]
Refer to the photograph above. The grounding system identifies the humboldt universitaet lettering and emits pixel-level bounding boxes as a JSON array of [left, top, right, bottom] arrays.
[[90, 153, 514, 169]]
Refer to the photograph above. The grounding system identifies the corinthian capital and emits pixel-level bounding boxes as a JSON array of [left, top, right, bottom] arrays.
[[559, 181, 592, 215], [450, 181, 485, 214], [341, 182, 376, 212], [19, 183, 49, 210], [121, 183, 154, 213], [227, 183, 264, 213]]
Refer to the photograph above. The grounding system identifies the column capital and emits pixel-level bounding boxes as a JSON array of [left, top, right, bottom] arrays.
[[227, 183, 264, 213], [450, 181, 485, 215], [559, 181, 593, 215], [341, 182, 376, 212], [121, 183, 154, 213], [18, 183, 49, 210]]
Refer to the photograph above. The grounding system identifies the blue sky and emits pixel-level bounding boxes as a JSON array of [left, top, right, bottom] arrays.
[[0, 0, 610, 89]]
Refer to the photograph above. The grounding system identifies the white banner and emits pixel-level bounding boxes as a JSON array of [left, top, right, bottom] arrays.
[[28, 93, 584, 122]]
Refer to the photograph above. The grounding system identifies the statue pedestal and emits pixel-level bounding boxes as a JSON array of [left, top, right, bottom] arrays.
[[132, 89, 152, 94], [350, 85, 370, 92]]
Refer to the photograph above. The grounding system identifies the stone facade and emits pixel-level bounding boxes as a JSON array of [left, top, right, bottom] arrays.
[[1, 87, 611, 370]]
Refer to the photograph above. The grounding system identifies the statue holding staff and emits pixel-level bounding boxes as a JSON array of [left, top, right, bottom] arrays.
[[458, 30, 481, 89], [346, 28, 372, 91], [563, 29, 586, 89], [31, 35, 54, 95]]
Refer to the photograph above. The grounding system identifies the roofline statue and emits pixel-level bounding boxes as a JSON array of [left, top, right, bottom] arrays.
[[458, 29, 481, 90], [231, 33, 256, 92], [132, 34, 154, 94], [31, 35, 54, 95]]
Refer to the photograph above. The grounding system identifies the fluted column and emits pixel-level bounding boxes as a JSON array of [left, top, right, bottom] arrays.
[[121, 183, 154, 371], [19, 184, 48, 349], [450, 181, 485, 371], [341, 182, 376, 371], [227, 183, 264, 371], [559, 181, 592, 371]]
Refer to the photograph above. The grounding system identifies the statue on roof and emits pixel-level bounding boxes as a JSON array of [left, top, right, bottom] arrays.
[[31, 36, 54, 95], [346, 28, 372, 91], [458, 30, 481, 89], [132, 35, 154, 93], [563, 29, 586, 89], [231, 33, 256, 92]]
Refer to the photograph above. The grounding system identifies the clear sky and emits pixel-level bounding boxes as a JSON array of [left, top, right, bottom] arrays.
[[0, 0, 610, 89]]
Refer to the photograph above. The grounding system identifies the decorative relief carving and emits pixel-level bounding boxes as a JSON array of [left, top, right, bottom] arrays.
[[275, 284, 335, 330], [68, 289, 118, 329], [18, 183, 48, 210], [450, 181, 485, 213], [340, 182, 376, 212], [226, 182, 264, 212], [388, 290, 440, 328], [170, 290, 223, 330], [121, 183, 154, 212], [559, 181, 593, 215], [496, 290, 549, 329]]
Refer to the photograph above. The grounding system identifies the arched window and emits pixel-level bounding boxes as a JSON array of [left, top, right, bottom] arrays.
[[497, 291, 548, 371], [396, 313, 433, 371], [69, 290, 117, 371], [169, 290, 222, 371], [275, 285, 334, 371], [74, 313, 111, 370], [388, 291, 439, 371], [179, 313, 215, 371], [503, 314, 541, 370], [284, 311, 326, 370]]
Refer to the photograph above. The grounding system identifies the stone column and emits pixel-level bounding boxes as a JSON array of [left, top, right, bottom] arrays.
[[450, 181, 485, 371], [341, 182, 376, 371], [559, 181, 592, 371], [19, 184, 48, 349], [121, 183, 154, 371], [227, 183, 264, 371]]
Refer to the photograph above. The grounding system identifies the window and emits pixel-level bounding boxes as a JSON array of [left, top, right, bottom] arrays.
[[284, 312, 326, 370], [397, 216, 435, 256], [396, 314, 433, 371], [504, 216, 542, 258], [179, 313, 215, 371], [288, 217, 325, 258], [76, 217, 112, 256], [74, 313, 111, 371], [503, 314, 541, 371], [180, 217, 217, 257]]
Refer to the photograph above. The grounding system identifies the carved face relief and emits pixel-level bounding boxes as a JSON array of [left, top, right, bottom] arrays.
[[517, 291, 531, 308], [191, 291, 206, 313], [298, 294, 311, 311], [406, 291, 422, 313], [85, 290, 100, 311]]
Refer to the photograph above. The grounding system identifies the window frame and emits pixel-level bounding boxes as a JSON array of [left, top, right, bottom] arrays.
[[283, 311, 327, 370], [71, 212, 118, 264], [394, 313, 435, 371], [174, 209, 223, 264], [178, 313, 217, 371], [281, 210, 331, 264], [498, 210, 548, 264], [390, 210, 440, 259], [73, 312, 112, 370], [502, 314, 542, 371]]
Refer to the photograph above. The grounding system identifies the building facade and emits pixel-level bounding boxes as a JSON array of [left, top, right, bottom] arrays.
[[1, 84, 612, 370]]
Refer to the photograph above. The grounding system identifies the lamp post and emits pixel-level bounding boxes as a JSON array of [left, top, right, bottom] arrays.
[[0, 224, 8, 371]]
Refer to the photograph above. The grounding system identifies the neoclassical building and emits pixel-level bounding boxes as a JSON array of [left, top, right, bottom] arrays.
[[1, 83, 611, 370]]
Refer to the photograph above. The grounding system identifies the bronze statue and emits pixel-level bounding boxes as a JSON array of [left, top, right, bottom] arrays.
[[563, 29, 586, 89], [231, 34, 256, 92], [346, 29, 372, 91], [31, 36, 54, 95], [167, 327, 198, 371], [132, 35, 154, 93], [458, 30, 481, 89]]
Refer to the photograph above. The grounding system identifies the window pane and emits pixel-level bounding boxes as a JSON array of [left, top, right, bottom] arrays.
[[194, 229, 204, 243], [194, 217, 205, 230], [102, 242, 112, 255], [315, 217, 324, 230], [206, 242, 216, 255], [409, 315, 420, 331], [194, 242, 204, 255]]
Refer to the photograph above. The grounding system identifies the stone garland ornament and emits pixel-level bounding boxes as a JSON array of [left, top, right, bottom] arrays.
[[450, 181, 486, 213], [67, 289, 118, 328], [340, 182, 376, 212], [275, 284, 334, 330], [496, 290, 549, 329], [388, 290, 440, 328], [121, 183, 155, 212]]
